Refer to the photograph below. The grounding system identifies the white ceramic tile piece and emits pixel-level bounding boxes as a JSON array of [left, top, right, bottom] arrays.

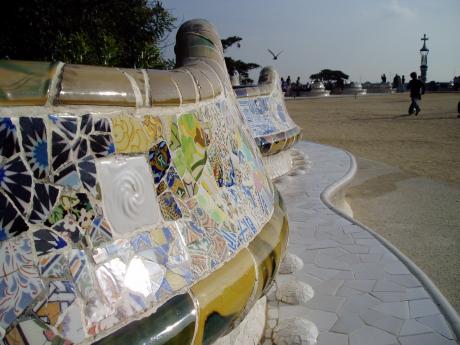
[[97, 156, 161, 236], [409, 299, 440, 318], [416, 314, 454, 339]]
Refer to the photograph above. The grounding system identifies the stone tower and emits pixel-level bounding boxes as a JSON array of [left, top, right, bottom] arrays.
[[419, 34, 429, 83]]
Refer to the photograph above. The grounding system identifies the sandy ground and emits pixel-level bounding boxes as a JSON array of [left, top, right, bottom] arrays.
[[286, 93, 460, 312]]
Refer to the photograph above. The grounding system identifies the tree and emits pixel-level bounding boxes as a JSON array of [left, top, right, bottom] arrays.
[[221, 36, 259, 85], [310, 69, 349, 83], [0, 0, 176, 69]]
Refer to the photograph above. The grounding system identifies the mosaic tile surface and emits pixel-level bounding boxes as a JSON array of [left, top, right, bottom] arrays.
[[0, 20, 300, 344], [0, 93, 277, 343]]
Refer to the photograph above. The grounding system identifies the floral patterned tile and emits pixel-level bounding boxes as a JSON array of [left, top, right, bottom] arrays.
[[89, 134, 115, 158], [0, 235, 33, 277], [45, 192, 94, 234], [0, 266, 44, 329]]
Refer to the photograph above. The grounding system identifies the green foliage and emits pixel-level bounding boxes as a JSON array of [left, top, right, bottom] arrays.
[[0, 0, 176, 68], [310, 69, 349, 82], [221, 36, 259, 85], [221, 36, 242, 52]]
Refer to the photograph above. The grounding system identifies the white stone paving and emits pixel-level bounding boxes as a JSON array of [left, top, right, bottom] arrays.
[[275, 141, 459, 345]]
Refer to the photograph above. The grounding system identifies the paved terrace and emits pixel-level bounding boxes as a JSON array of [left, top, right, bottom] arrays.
[[275, 141, 459, 345]]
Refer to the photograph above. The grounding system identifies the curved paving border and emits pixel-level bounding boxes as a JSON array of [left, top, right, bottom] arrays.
[[275, 140, 459, 345]]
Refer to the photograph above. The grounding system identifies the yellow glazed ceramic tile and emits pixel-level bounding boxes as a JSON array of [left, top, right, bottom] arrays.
[[248, 190, 289, 298], [142, 115, 164, 142], [112, 116, 151, 153], [191, 248, 256, 345], [0, 60, 56, 105]]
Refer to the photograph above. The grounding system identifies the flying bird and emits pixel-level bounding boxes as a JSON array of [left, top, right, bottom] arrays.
[[267, 49, 283, 60]]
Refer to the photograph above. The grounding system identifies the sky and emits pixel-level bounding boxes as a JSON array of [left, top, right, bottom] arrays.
[[162, 0, 460, 83]]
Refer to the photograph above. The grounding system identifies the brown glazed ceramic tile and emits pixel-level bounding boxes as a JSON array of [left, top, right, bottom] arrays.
[[58, 64, 136, 106], [170, 69, 198, 104], [0, 60, 56, 105], [147, 70, 181, 106], [185, 66, 214, 101], [119, 68, 148, 107]]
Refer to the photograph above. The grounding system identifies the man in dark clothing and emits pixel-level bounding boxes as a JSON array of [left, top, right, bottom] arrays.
[[407, 72, 425, 115]]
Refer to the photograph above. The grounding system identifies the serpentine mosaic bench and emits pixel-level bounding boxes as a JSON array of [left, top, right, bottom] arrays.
[[0, 19, 298, 345]]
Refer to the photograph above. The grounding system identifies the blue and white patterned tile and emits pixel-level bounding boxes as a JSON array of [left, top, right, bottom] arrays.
[[69, 249, 96, 300], [0, 117, 20, 159], [38, 252, 70, 278], [28, 183, 59, 225], [19, 117, 49, 179], [0, 156, 32, 214], [0, 192, 28, 241], [48, 114, 78, 141], [33, 229, 68, 256], [0, 235, 33, 277], [0, 266, 44, 329]]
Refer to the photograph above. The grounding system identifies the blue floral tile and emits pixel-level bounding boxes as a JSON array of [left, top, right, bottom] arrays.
[[149, 140, 171, 183], [94, 117, 111, 132], [0, 236, 33, 277], [0, 117, 20, 158], [0, 156, 32, 214], [0, 192, 28, 241], [89, 134, 115, 158], [80, 113, 93, 135], [33, 280, 77, 327], [48, 114, 77, 140], [0, 266, 44, 329], [51, 131, 72, 172], [19, 117, 49, 179], [77, 156, 98, 197], [28, 183, 59, 224], [33, 229, 68, 256]]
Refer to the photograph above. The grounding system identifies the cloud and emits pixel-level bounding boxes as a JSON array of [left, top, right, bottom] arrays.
[[386, 0, 415, 19]]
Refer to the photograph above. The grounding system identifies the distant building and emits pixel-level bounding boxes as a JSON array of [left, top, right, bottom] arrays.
[[420, 34, 429, 83]]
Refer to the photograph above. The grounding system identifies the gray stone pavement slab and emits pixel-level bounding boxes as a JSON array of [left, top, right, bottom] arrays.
[[275, 141, 459, 345]]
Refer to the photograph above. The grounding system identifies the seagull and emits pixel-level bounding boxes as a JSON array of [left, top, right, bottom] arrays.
[[267, 49, 283, 60]]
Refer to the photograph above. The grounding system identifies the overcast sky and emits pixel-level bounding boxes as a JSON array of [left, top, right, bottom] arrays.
[[163, 0, 459, 83]]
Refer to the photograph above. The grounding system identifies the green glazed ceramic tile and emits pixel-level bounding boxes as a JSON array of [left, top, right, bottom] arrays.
[[0, 60, 56, 105], [94, 294, 196, 345]]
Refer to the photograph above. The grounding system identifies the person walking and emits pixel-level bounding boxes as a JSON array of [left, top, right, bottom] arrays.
[[407, 72, 425, 115]]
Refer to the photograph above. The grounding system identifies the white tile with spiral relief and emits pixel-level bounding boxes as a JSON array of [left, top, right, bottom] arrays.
[[97, 156, 161, 236]]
